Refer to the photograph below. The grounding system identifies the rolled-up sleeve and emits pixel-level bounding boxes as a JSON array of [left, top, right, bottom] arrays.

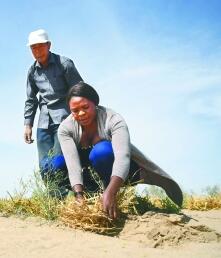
[[58, 122, 83, 187], [108, 113, 131, 181], [24, 68, 39, 126]]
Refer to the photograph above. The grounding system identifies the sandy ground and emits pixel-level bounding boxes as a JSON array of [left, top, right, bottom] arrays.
[[0, 210, 220, 258]]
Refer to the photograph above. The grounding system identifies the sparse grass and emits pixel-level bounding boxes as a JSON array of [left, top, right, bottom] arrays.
[[183, 195, 221, 210], [0, 171, 60, 220], [183, 185, 221, 210], [0, 171, 220, 235]]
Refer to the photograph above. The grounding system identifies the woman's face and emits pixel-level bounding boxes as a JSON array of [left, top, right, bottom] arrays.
[[69, 96, 97, 127]]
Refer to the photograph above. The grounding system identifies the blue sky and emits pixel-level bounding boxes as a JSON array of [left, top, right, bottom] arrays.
[[0, 0, 220, 197]]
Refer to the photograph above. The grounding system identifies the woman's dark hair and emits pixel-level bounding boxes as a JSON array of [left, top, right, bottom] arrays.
[[67, 81, 100, 106]]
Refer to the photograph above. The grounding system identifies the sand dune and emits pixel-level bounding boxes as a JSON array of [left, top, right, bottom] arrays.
[[0, 210, 220, 258]]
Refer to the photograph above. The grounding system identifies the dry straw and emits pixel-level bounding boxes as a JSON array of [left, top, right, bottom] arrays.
[[59, 194, 118, 234], [184, 195, 221, 210], [58, 186, 139, 234]]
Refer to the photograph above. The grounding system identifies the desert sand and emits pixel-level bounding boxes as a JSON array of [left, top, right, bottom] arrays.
[[0, 210, 220, 258]]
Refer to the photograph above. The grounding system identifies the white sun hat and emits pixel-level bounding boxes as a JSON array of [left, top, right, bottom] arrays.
[[27, 29, 50, 46]]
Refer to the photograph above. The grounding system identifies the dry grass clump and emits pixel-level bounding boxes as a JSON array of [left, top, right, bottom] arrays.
[[0, 194, 60, 220], [117, 186, 142, 214], [183, 195, 221, 210], [183, 185, 221, 210], [0, 197, 40, 216], [59, 194, 117, 234], [0, 173, 61, 220], [149, 196, 181, 213], [58, 187, 140, 234]]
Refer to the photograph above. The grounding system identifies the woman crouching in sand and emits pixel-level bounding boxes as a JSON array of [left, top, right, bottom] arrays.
[[57, 81, 183, 219]]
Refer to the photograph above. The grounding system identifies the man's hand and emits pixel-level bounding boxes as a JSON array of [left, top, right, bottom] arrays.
[[102, 176, 123, 219], [24, 125, 34, 144]]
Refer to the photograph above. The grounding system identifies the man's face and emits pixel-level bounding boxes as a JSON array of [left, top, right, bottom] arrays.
[[30, 42, 51, 66]]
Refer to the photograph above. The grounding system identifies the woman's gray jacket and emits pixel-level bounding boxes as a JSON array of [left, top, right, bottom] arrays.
[[58, 106, 183, 206]]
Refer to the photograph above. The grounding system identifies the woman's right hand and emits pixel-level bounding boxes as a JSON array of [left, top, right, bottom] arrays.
[[75, 192, 84, 204], [73, 184, 84, 204]]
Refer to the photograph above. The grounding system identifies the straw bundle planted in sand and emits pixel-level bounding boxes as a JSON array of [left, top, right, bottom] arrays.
[[59, 187, 139, 234], [59, 195, 117, 234]]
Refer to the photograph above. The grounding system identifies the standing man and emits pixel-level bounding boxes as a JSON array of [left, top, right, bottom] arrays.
[[24, 29, 83, 180]]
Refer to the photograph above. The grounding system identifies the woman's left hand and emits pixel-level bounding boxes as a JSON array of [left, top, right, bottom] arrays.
[[102, 176, 123, 219], [102, 188, 117, 219]]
